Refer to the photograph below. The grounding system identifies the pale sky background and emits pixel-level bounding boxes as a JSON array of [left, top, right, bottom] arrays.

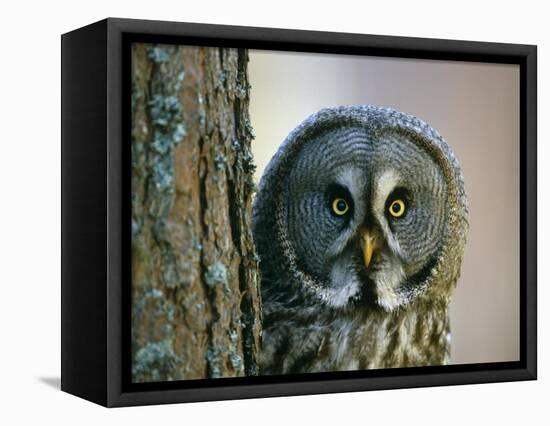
[[248, 50, 520, 365]]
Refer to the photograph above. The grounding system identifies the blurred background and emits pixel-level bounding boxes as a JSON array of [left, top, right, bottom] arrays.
[[248, 50, 520, 365]]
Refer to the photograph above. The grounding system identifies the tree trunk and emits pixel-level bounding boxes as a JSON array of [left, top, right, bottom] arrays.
[[131, 43, 261, 382]]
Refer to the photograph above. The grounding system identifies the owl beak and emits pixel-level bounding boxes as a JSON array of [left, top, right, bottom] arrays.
[[360, 230, 378, 269]]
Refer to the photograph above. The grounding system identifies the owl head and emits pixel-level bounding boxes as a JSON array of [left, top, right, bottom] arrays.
[[253, 106, 468, 312]]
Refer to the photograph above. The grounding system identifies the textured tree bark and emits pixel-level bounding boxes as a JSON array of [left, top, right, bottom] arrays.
[[131, 43, 261, 382]]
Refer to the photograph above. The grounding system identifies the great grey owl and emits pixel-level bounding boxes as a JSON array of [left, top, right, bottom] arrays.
[[252, 105, 469, 375]]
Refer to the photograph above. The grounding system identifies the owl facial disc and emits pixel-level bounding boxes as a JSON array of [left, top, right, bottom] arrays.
[[253, 105, 469, 312]]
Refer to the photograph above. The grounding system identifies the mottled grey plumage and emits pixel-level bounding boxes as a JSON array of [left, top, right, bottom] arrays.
[[253, 105, 468, 374]]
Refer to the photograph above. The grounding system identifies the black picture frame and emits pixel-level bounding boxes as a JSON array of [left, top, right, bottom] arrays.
[[61, 17, 537, 407]]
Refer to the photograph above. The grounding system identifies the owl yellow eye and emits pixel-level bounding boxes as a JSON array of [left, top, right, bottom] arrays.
[[388, 199, 406, 218], [332, 198, 349, 216]]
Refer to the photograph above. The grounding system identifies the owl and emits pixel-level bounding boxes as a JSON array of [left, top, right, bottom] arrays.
[[252, 105, 469, 375]]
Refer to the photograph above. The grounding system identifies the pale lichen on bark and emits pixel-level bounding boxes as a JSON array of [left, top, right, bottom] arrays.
[[131, 43, 261, 382]]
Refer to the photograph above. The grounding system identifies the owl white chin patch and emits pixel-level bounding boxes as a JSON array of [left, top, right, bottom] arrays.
[[327, 258, 361, 307], [371, 263, 407, 311]]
